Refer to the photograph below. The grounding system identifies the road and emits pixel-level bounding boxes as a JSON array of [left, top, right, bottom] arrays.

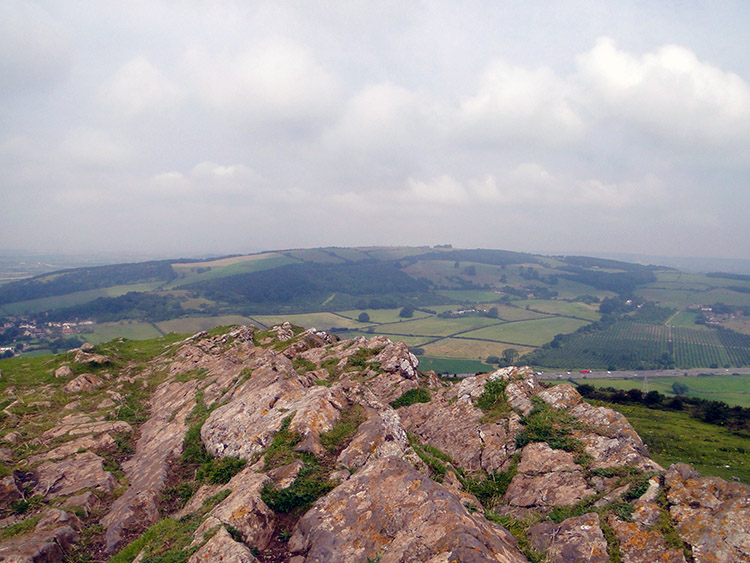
[[536, 367, 750, 381]]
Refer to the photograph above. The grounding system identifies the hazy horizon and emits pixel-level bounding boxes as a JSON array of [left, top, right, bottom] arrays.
[[2, 1, 750, 260]]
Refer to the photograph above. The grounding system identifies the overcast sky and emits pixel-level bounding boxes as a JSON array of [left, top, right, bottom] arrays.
[[2, 1, 750, 260]]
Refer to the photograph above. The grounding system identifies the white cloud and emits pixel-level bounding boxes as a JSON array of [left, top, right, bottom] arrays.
[[57, 127, 131, 167], [100, 57, 184, 116], [455, 60, 586, 146], [576, 37, 750, 146], [184, 38, 341, 129]]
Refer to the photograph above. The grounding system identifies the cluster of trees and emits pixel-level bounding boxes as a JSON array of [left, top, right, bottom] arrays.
[[0, 261, 176, 304], [576, 383, 750, 433], [485, 348, 519, 367], [41, 292, 185, 323]]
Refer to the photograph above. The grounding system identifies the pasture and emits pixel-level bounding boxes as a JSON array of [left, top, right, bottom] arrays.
[[461, 317, 590, 347]]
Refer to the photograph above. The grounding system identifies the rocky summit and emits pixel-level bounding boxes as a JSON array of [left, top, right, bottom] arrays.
[[0, 324, 748, 562]]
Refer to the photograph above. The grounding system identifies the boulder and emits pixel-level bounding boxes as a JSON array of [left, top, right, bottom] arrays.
[[55, 365, 74, 378], [63, 373, 104, 393], [665, 463, 750, 563], [289, 456, 526, 563], [373, 342, 419, 380], [0, 509, 76, 563], [527, 512, 608, 563], [32, 451, 116, 499], [607, 515, 686, 563], [189, 526, 259, 562]]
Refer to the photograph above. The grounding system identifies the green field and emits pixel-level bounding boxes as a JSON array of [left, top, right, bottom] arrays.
[[252, 312, 369, 330], [156, 315, 257, 335], [168, 254, 299, 287], [416, 356, 493, 374], [462, 317, 590, 347], [83, 321, 163, 344], [380, 315, 503, 337], [597, 400, 750, 484], [436, 289, 506, 303], [421, 338, 533, 361], [515, 299, 601, 321], [525, 321, 750, 370], [0, 282, 164, 315], [336, 308, 431, 323], [582, 374, 750, 408]]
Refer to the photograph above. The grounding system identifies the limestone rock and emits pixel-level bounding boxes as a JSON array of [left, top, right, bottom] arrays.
[[289, 456, 526, 563], [0, 509, 76, 563], [32, 451, 116, 499], [665, 462, 750, 563], [0, 474, 23, 509], [536, 384, 582, 409], [527, 512, 608, 563], [102, 378, 201, 552], [74, 350, 111, 365], [63, 373, 104, 393], [29, 432, 116, 464], [607, 515, 686, 563], [193, 468, 274, 549], [55, 365, 74, 378], [505, 471, 595, 509], [373, 341, 419, 380], [189, 526, 259, 562], [516, 442, 579, 474], [337, 407, 408, 471]]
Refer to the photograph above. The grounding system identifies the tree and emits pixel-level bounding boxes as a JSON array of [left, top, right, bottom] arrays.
[[502, 348, 519, 364], [357, 312, 370, 323], [672, 381, 689, 396], [399, 305, 414, 318], [486, 307, 499, 319]]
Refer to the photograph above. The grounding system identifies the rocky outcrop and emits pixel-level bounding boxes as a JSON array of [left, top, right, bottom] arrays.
[[2, 324, 747, 563], [665, 463, 750, 563], [527, 512, 608, 563], [289, 457, 526, 563]]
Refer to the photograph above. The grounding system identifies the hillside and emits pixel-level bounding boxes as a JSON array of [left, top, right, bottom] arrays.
[[2, 247, 750, 372], [0, 326, 748, 562]]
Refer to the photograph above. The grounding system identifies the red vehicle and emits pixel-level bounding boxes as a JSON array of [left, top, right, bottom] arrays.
[[580, 370, 591, 374]]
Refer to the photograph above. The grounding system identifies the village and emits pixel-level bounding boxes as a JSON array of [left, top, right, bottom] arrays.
[[0, 317, 93, 357]]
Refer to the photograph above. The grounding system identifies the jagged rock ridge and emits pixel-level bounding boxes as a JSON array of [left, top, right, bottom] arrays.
[[0, 324, 748, 562]]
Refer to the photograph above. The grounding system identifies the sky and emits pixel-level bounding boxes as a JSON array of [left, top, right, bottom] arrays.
[[2, 1, 750, 260]]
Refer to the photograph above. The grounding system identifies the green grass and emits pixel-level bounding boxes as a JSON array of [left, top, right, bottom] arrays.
[[416, 356, 492, 374], [83, 321, 163, 344], [594, 400, 750, 484], [382, 315, 502, 337], [582, 374, 750, 408], [462, 317, 590, 347], [436, 289, 507, 303], [390, 388, 431, 409], [515, 299, 602, 321], [515, 400, 584, 453], [336, 308, 431, 324], [168, 254, 299, 288], [474, 378, 511, 424]]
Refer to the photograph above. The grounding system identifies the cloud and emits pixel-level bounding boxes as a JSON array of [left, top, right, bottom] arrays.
[[455, 60, 586, 146], [100, 57, 184, 117], [0, 0, 71, 97], [576, 37, 750, 147], [184, 38, 341, 130], [57, 127, 131, 167], [399, 166, 664, 210]]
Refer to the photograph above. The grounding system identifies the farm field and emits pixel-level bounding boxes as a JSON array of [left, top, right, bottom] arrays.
[[421, 337, 533, 361], [0, 282, 164, 315], [581, 374, 750, 408], [595, 400, 750, 484], [155, 315, 257, 335], [379, 315, 503, 337], [83, 321, 163, 344], [168, 254, 298, 287], [461, 317, 590, 347], [516, 299, 601, 321], [436, 289, 506, 303], [252, 312, 369, 330], [336, 308, 432, 323], [416, 356, 493, 375], [344, 331, 433, 347], [525, 321, 750, 370]]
